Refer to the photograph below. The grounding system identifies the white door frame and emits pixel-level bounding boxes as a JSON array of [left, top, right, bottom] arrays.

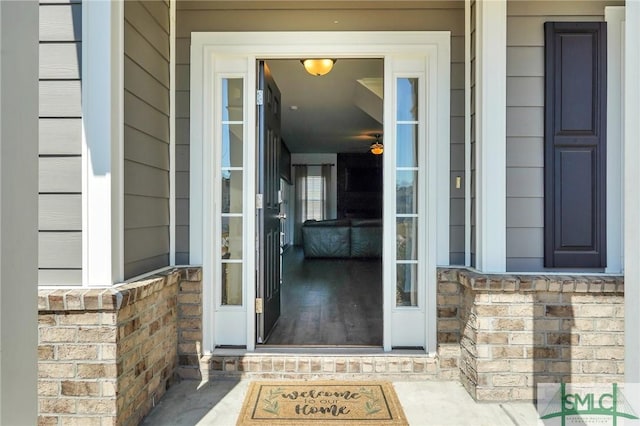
[[190, 31, 450, 353]]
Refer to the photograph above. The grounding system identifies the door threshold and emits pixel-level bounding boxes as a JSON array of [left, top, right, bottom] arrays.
[[211, 346, 428, 356]]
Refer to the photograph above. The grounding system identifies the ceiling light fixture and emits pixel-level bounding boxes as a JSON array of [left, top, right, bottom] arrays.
[[300, 59, 336, 76], [370, 134, 383, 155]]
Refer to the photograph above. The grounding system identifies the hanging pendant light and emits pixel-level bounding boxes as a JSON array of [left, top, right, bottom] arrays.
[[370, 134, 384, 155], [300, 59, 336, 76]]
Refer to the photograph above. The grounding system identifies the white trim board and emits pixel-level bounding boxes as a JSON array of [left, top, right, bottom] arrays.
[[189, 32, 450, 353], [625, 1, 640, 385], [605, 6, 625, 274], [475, 0, 507, 273], [81, 0, 124, 286]]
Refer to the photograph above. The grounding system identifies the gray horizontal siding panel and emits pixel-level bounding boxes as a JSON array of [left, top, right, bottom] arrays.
[[507, 137, 543, 168], [124, 21, 169, 85], [176, 144, 189, 172], [176, 64, 190, 91], [124, 57, 170, 114], [124, 195, 169, 229], [39, 194, 81, 230], [123, 0, 170, 280], [124, 226, 169, 263], [507, 77, 543, 107], [506, 107, 543, 137], [177, 9, 464, 37], [175, 171, 190, 200], [451, 63, 464, 90], [124, 125, 169, 170], [450, 89, 464, 116], [507, 47, 543, 77], [39, 157, 81, 193], [506, 228, 543, 258], [176, 118, 190, 145], [125, 0, 170, 60], [450, 144, 464, 171], [507, 197, 543, 228], [39, 43, 81, 79], [450, 117, 464, 143], [178, 1, 464, 10], [450, 226, 464, 253], [39, 232, 82, 268], [176, 200, 189, 225], [39, 80, 82, 117], [506, 167, 543, 198], [38, 269, 82, 286], [508, 16, 605, 47], [176, 38, 190, 64], [175, 90, 190, 119], [140, 1, 170, 33], [124, 160, 169, 198], [124, 91, 169, 142], [124, 254, 170, 280], [39, 3, 81, 42], [39, 1, 83, 284], [39, 118, 81, 155], [450, 252, 465, 266], [41, 0, 81, 3], [506, 258, 544, 272], [451, 36, 464, 63], [175, 253, 189, 265], [507, 1, 621, 17], [175, 226, 189, 255], [450, 198, 464, 226]]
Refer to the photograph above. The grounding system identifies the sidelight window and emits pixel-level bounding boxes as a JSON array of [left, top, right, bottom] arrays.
[[220, 78, 244, 306], [395, 78, 419, 307]]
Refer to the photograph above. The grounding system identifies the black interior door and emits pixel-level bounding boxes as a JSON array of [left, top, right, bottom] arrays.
[[256, 61, 282, 343]]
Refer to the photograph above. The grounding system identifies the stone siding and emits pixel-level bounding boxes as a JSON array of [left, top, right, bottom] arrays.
[[37, 268, 202, 426], [439, 269, 625, 401]]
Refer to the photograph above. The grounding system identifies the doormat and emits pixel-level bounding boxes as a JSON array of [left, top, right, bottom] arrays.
[[236, 381, 408, 425]]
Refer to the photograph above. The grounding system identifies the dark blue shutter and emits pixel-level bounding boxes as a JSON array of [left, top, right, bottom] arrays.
[[544, 22, 607, 268]]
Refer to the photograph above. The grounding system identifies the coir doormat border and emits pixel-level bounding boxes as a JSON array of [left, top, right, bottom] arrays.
[[236, 380, 408, 425]]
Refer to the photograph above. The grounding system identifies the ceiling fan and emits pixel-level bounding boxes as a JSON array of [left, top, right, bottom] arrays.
[[368, 133, 383, 155]]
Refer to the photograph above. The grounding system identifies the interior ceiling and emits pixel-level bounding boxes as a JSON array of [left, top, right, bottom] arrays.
[[266, 58, 383, 154]]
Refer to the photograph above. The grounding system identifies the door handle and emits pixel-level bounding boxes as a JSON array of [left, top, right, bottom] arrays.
[[277, 213, 287, 220]]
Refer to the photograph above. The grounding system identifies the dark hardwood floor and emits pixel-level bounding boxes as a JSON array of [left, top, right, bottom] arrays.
[[265, 247, 383, 346]]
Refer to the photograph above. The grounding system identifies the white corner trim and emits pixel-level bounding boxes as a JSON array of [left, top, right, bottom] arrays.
[[625, 1, 640, 384], [464, 0, 472, 267], [169, 0, 176, 266], [475, 0, 507, 273], [81, 0, 124, 286], [605, 6, 625, 274]]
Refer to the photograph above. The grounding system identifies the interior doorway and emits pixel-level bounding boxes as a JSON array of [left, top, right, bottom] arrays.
[[257, 59, 385, 346]]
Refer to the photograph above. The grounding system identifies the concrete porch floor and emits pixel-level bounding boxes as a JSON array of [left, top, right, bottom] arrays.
[[140, 379, 543, 425]]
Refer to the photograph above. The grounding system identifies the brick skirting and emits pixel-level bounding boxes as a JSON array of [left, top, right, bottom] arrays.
[[438, 269, 625, 401], [37, 268, 202, 426], [37, 266, 625, 424]]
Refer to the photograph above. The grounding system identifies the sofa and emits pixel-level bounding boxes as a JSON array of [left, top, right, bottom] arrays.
[[301, 218, 382, 258]]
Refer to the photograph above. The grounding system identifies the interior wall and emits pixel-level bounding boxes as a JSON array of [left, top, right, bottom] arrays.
[[175, 0, 465, 264], [504, 0, 624, 272]]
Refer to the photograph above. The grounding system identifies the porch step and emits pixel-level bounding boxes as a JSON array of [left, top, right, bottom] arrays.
[[177, 345, 460, 381]]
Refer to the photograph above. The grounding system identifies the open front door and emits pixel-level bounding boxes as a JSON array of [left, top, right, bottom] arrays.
[[256, 61, 282, 343]]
